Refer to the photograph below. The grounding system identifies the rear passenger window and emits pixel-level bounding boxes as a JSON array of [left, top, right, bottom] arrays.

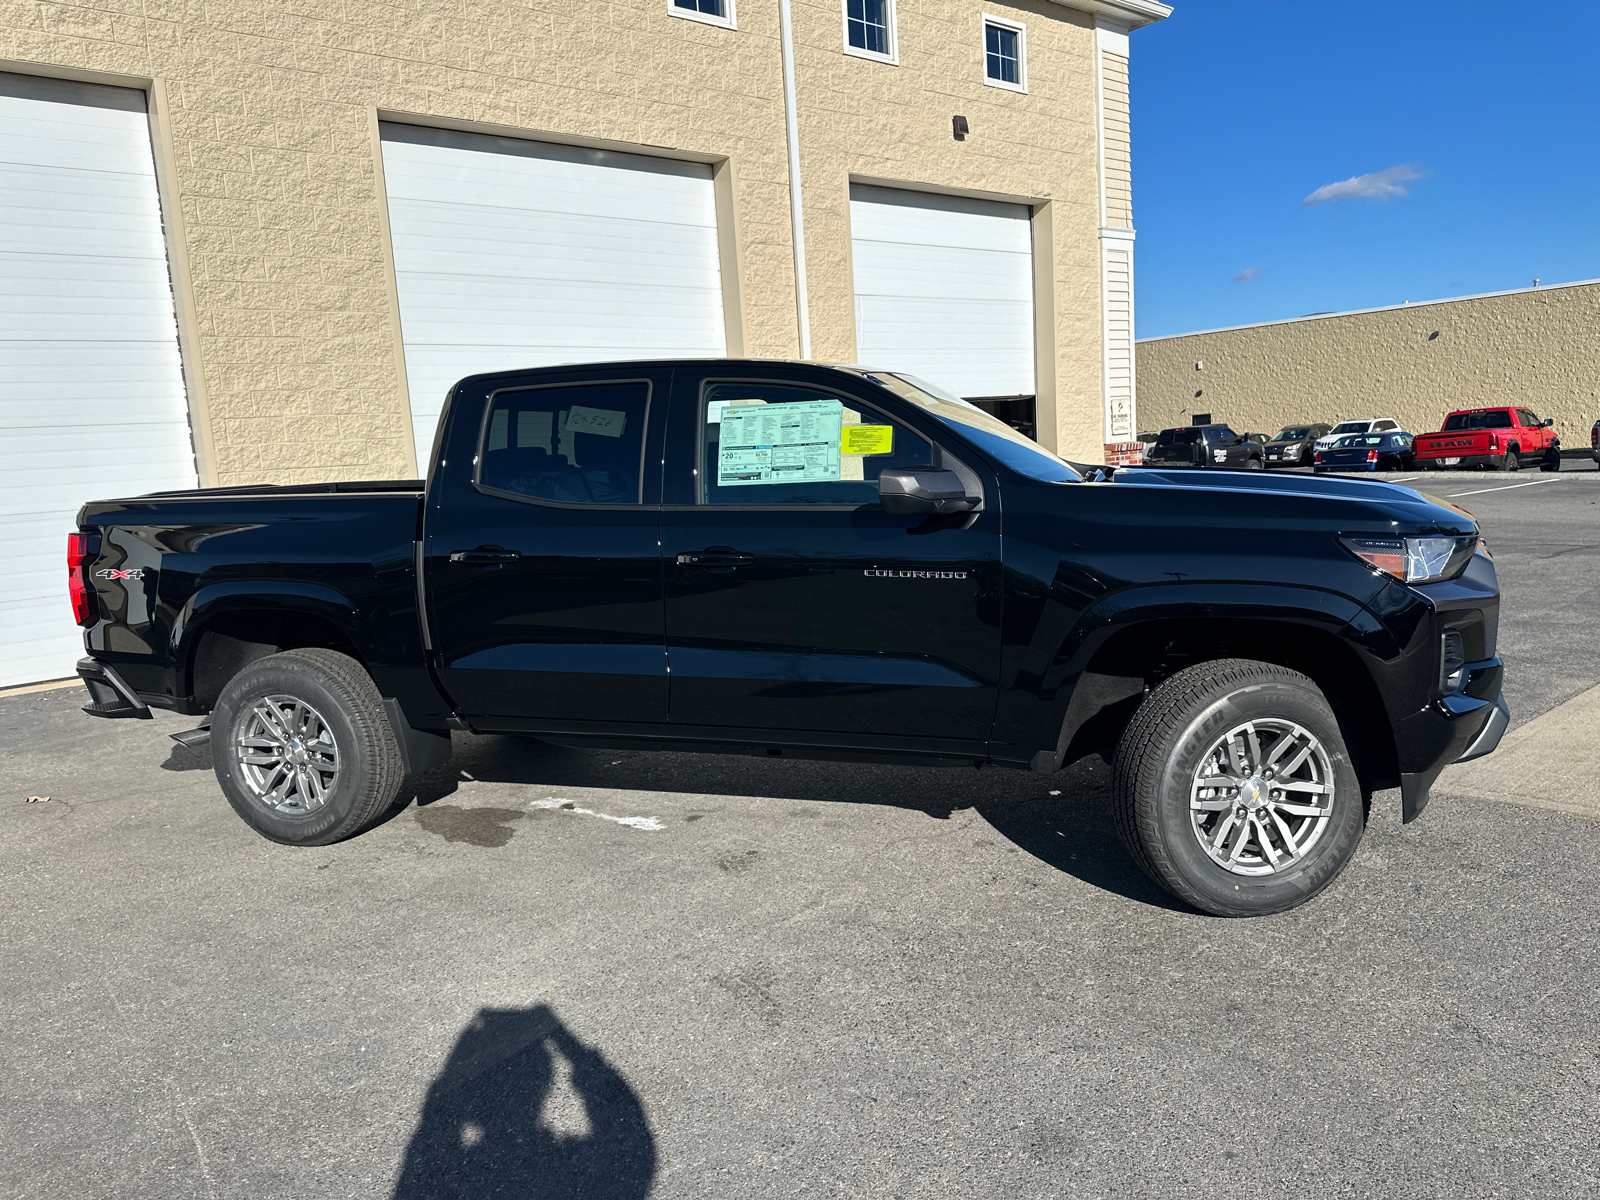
[[478, 381, 649, 505], [699, 381, 932, 505]]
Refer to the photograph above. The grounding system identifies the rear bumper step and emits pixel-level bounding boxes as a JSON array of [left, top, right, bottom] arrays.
[[76, 658, 152, 720]]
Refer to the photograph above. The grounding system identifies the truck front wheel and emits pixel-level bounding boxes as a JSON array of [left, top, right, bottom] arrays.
[[1111, 659, 1365, 917], [212, 648, 405, 845]]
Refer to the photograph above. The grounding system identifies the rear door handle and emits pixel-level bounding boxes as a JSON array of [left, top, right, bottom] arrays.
[[676, 550, 755, 568], [449, 548, 522, 565]]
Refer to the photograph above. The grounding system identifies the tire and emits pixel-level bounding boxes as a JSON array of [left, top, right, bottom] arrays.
[[212, 648, 405, 845], [1111, 659, 1365, 917], [1501, 449, 1520, 472], [1247, 456, 1264, 470], [1540, 449, 1562, 473]]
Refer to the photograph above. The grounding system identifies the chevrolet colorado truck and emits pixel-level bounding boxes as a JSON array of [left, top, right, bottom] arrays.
[[1413, 406, 1561, 472], [71, 360, 1509, 917]]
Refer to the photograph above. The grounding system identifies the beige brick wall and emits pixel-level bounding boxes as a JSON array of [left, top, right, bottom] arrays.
[[1136, 282, 1600, 446], [4, 0, 1120, 480]]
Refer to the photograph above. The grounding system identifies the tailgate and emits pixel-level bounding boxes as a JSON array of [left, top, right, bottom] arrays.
[[1415, 433, 1485, 457]]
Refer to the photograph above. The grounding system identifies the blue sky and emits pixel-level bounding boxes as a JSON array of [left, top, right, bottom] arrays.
[[1132, 0, 1600, 339]]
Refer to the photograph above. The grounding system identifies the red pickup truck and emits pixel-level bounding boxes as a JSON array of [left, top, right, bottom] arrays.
[[1412, 407, 1561, 472]]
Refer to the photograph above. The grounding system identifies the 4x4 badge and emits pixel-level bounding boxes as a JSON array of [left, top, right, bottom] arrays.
[[95, 568, 144, 580]]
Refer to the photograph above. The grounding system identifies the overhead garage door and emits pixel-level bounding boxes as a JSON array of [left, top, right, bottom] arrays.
[[380, 124, 727, 473], [0, 73, 195, 687], [850, 183, 1035, 402]]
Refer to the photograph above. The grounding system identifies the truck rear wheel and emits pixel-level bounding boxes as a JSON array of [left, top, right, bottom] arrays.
[[212, 648, 404, 845], [1111, 659, 1365, 917]]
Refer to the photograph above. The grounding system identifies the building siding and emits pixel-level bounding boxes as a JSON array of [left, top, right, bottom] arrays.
[[1099, 48, 1130, 228]]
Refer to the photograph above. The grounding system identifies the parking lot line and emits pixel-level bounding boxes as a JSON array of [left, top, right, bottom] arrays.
[[1447, 478, 1565, 498]]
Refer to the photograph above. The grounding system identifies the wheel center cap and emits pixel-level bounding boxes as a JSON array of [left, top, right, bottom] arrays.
[[1240, 778, 1266, 809]]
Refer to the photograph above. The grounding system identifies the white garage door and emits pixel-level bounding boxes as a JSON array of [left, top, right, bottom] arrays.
[[0, 73, 195, 687], [380, 124, 727, 473], [850, 183, 1035, 400]]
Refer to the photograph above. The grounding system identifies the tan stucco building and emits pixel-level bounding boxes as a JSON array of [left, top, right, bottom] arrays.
[[1136, 279, 1600, 444], [0, 0, 1168, 490]]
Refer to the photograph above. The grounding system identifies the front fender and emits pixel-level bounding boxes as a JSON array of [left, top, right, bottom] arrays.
[[994, 580, 1391, 769]]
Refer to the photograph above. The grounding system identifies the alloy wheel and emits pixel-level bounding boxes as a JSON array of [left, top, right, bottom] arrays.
[[1189, 718, 1335, 876], [234, 694, 341, 815]]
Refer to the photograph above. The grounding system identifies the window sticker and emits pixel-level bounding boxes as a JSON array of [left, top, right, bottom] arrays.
[[566, 406, 627, 437], [718, 399, 843, 487], [841, 424, 893, 455]]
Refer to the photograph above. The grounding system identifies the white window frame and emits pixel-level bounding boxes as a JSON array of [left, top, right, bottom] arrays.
[[668, 0, 736, 31], [981, 13, 1027, 93], [842, 0, 898, 65]]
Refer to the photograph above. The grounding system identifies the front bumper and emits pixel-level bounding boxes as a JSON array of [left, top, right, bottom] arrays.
[[1396, 657, 1506, 823]]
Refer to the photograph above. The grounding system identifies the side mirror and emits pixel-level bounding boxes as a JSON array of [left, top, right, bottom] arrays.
[[1543, 418, 1554, 427], [878, 468, 979, 515]]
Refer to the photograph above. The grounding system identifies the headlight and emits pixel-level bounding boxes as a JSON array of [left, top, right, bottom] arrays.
[[1283, 445, 1301, 459], [1339, 534, 1479, 584]]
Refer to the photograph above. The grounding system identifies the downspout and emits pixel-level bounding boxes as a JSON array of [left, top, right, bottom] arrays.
[[778, 0, 812, 359]]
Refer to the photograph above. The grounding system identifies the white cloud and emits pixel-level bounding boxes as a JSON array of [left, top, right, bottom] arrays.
[[1233, 268, 1261, 283], [1304, 164, 1424, 206]]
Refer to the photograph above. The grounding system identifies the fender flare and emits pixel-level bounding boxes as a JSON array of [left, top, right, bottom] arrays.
[[170, 580, 380, 692], [1018, 581, 1395, 773]]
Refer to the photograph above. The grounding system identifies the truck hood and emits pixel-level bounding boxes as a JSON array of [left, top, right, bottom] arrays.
[[1112, 466, 1477, 534]]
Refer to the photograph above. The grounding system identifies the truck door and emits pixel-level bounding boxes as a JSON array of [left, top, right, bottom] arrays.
[[423, 369, 669, 726], [658, 371, 1002, 745]]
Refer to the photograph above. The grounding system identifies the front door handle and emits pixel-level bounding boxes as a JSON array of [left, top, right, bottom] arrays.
[[449, 547, 523, 565], [676, 550, 755, 568]]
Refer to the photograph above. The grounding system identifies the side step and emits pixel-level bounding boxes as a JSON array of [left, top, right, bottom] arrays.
[[169, 720, 212, 749], [76, 658, 152, 720]]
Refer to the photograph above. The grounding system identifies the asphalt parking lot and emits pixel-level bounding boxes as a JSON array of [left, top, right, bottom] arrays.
[[3, 470, 1598, 1199]]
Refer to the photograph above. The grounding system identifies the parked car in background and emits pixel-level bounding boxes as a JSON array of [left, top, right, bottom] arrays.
[[1137, 431, 1160, 462], [1412, 407, 1560, 472], [1142, 425, 1264, 470], [1314, 419, 1402, 453], [1264, 424, 1333, 468], [1314, 431, 1416, 474], [1590, 418, 1598, 463]]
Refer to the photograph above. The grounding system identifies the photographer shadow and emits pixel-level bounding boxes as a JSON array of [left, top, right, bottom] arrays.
[[392, 1004, 655, 1200]]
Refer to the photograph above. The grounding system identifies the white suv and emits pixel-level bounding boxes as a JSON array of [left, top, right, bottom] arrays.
[[1315, 418, 1403, 453]]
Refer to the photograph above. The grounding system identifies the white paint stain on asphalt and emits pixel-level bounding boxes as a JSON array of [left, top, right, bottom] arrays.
[[529, 798, 665, 831]]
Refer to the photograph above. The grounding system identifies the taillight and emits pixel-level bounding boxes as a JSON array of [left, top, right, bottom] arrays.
[[1487, 433, 1500, 452], [1591, 426, 1598, 447], [67, 532, 94, 626], [1314, 452, 1323, 463], [1367, 449, 1378, 463]]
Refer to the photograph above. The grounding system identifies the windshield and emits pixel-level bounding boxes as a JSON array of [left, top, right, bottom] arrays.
[[1330, 421, 1370, 435], [1442, 410, 1513, 431], [1273, 426, 1313, 441], [863, 373, 1081, 483], [1157, 428, 1201, 445]]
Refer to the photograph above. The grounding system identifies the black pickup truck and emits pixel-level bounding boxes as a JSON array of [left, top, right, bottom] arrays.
[[72, 360, 1509, 917]]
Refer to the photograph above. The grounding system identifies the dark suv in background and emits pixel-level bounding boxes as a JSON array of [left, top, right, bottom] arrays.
[[1142, 424, 1264, 470], [1264, 424, 1333, 468]]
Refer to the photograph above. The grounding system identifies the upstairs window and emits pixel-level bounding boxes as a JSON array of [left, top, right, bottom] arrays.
[[671, 0, 735, 30], [982, 15, 1026, 92], [845, 0, 896, 63]]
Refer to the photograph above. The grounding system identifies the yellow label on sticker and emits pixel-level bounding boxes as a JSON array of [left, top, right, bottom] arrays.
[[841, 425, 893, 455]]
